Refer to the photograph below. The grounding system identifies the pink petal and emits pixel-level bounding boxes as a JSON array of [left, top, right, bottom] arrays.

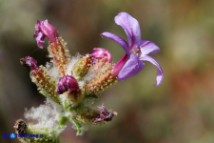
[[34, 19, 58, 48]]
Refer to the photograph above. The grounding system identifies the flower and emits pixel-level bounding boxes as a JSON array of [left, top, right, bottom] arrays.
[[34, 20, 58, 48], [20, 56, 38, 70], [91, 48, 112, 63], [101, 12, 163, 86], [56, 75, 79, 94], [93, 105, 115, 124]]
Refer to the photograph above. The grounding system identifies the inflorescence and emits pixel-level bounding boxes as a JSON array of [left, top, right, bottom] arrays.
[[15, 12, 163, 143]]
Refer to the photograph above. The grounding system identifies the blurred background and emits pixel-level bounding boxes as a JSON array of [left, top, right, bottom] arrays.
[[1, 0, 214, 143]]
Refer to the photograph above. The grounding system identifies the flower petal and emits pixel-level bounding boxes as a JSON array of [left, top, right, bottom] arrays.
[[101, 32, 129, 52], [114, 12, 141, 46], [118, 54, 144, 80], [34, 20, 58, 48], [35, 32, 45, 49], [39, 20, 58, 43], [140, 56, 163, 86], [140, 41, 160, 57], [20, 56, 38, 70]]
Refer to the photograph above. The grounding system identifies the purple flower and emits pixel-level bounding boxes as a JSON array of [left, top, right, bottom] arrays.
[[91, 48, 112, 63], [20, 56, 38, 70], [93, 105, 115, 124], [101, 12, 163, 86], [56, 75, 79, 94], [34, 20, 58, 48]]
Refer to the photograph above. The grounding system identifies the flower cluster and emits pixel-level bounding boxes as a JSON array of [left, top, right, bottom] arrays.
[[15, 12, 163, 143]]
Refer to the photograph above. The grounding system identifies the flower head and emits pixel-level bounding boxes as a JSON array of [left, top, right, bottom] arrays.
[[56, 75, 79, 94], [91, 48, 112, 63], [34, 20, 58, 48], [101, 12, 163, 86], [20, 56, 38, 70]]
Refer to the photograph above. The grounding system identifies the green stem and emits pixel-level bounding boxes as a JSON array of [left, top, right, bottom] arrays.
[[70, 117, 82, 135]]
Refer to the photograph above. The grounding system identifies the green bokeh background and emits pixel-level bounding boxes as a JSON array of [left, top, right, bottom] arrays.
[[1, 0, 214, 143]]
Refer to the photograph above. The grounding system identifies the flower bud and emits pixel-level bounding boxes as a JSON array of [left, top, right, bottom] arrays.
[[91, 48, 112, 63], [56, 75, 79, 94], [20, 56, 38, 70], [93, 105, 116, 124]]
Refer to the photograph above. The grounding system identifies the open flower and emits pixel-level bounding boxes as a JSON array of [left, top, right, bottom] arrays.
[[101, 12, 163, 86], [34, 20, 58, 48]]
